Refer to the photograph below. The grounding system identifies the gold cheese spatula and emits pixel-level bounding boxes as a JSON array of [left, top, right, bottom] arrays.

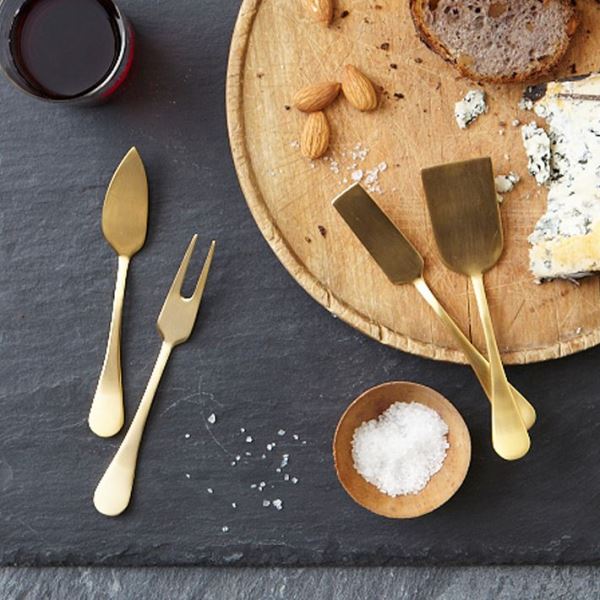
[[89, 148, 148, 438], [332, 184, 535, 434], [421, 158, 531, 461]]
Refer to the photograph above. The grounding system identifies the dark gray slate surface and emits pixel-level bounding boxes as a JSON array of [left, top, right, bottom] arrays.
[[1, 0, 600, 567]]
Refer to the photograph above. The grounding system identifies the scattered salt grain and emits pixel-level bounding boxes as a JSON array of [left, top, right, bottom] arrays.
[[250, 484, 257, 489], [280, 454, 289, 468], [207, 413, 216, 424], [352, 401, 449, 497], [245, 436, 253, 443], [207, 488, 214, 494], [277, 429, 286, 436], [184, 433, 190, 439], [240, 428, 245, 433], [351, 169, 363, 182], [266, 443, 274, 451], [235, 455, 241, 461], [272, 499, 283, 511], [185, 473, 190, 479], [262, 500, 271, 507], [231, 502, 237, 509], [222, 526, 229, 533], [283, 474, 290, 481], [291, 477, 299, 484], [293, 434, 299, 440]]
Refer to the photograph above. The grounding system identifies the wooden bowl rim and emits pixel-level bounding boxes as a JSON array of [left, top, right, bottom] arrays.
[[333, 381, 471, 518]]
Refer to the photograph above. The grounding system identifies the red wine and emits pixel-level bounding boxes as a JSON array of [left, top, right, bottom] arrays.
[[9, 0, 124, 99]]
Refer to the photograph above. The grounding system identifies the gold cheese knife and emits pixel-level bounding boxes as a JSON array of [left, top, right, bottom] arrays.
[[89, 147, 148, 438], [332, 184, 535, 435], [421, 158, 531, 461]]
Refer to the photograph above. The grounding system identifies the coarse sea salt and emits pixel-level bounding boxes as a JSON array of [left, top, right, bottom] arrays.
[[352, 402, 449, 497]]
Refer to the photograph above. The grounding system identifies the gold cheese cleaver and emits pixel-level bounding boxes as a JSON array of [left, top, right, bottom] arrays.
[[421, 158, 531, 460], [89, 147, 149, 438], [332, 183, 535, 436]]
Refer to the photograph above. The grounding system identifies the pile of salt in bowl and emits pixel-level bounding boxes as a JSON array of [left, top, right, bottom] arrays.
[[351, 402, 449, 496]]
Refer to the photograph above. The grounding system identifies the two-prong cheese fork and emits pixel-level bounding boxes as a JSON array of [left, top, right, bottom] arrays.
[[94, 235, 216, 517]]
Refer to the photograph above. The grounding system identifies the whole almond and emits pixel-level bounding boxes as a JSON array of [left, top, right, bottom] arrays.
[[293, 81, 341, 112], [341, 65, 378, 112], [303, 0, 333, 26], [301, 111, 330, 159]]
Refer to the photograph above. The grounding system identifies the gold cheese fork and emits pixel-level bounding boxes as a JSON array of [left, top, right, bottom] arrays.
[[332, 184, 535, 434], [93, 235, 216, 517]]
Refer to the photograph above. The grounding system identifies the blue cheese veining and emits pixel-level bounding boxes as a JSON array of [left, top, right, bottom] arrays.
[[454, 90, 487, 129], [521, 74, 600, 281]]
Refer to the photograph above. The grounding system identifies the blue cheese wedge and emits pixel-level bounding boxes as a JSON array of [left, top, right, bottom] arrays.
[[454, 90, 487, 129], [521, 73, 600, 281]]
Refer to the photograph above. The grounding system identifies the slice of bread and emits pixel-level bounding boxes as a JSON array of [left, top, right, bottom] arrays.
[[410, 0, 578, 83]]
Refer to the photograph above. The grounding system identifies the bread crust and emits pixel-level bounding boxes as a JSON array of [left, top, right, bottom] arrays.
[[409, 0, 579, 84]]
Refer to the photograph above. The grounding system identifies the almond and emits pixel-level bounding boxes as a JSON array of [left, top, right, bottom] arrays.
[[303, 0, 333, 26], [341, 65, 378, 112], [300, 111, 330, 159], [293, 81, 341, 112]]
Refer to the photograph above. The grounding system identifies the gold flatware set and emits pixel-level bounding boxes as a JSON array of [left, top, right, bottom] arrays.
[[334, 157, 536, 461], [89, 148, 216, 516]]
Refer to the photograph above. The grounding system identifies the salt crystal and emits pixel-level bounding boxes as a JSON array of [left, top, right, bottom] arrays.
[[230, 461, 236, 466], [250, 484, 257, 489], [222, 526, 229, 533], [262, 500, 271, 507], [293, 434, 299, 440], [280, 454, 289, 468], [283, 474, 290, 481], [235, 455, 241, 461], [352, 401, 449, 496], [232, 502, 237, 509], [185, 473, 190, 479], [207, 488, 214, 494], [291, 477, 298, 484], [272, 499, 283, 511], [245, 436, 253, 443], [276, 468, 281, 473], [277, 429, 286, 436], [207, 413, 216, 424], [378, 162, 388, 172], [351, 169, 364, 182], [184, 433, 190, 439], [245, 451, 252, 457], [240, 428, 245, 433]]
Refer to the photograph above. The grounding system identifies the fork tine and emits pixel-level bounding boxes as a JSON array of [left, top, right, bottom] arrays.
[[167, 234, 198, 298], [191, 240, 216, 303]]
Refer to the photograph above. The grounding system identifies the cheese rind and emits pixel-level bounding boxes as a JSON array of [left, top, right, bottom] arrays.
[[522, 73, 600, 281]]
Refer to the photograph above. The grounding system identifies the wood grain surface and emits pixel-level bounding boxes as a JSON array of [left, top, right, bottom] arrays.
[[227, 0, 600, 364]]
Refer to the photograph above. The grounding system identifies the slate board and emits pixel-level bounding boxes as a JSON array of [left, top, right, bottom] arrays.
[[1, 0, 600, 567]]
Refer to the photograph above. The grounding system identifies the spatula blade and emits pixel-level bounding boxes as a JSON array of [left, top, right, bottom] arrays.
[[332, 184, 423, 284], [421, 158, 503, 276]]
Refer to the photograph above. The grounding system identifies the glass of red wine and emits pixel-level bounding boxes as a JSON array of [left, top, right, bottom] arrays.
[[0, 0, 134, 104]]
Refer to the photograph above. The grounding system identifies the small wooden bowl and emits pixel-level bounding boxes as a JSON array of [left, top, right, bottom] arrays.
[[333, 381, 471, 518]]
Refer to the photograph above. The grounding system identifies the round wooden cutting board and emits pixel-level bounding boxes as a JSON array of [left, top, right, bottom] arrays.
[[226, 0, 600, 364]]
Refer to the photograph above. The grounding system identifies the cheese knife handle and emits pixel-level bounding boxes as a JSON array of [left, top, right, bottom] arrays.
[[89, 255, 129, 437], [413, 277, 536, 429]]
